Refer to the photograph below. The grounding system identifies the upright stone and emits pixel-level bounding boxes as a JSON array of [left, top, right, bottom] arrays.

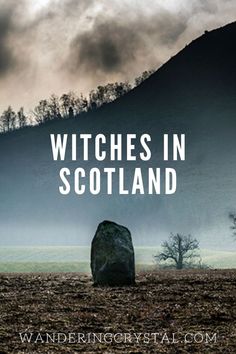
[[91, 220, 135, 286]]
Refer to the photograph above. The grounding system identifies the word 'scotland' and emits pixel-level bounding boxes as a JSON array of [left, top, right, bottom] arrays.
[[50, 133, 186, 196]]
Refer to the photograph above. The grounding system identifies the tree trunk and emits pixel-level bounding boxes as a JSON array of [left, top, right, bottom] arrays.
[[176, 256, 183, 269]]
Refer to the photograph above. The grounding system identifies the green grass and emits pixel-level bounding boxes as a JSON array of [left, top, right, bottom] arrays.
[[200, 249, 236, 268], [0, 246, 235, 272], [0, 262, 90, 273]]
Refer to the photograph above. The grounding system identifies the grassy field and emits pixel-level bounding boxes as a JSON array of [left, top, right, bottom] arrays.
[[0, 246, 235, 272]]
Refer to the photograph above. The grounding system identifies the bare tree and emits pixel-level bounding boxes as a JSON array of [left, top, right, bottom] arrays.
[[0, 68, 156, 132], [1, 106, 16, 132], [60, 93, 70, 117], [229, 213, 236, 239], [17, 107, 27, 128], [155, 233, 200, 269], [88, 81, 133, 110], [48, 94, 61, 119], [60, 92, 76, 118], [134, 69, 155, 87], [74, 94, 88, 115], [114, 81, 132, 98], [33, 100, 50, 124]]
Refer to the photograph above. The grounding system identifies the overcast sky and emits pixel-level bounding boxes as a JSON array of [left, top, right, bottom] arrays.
[[0, 0, 236, 112]]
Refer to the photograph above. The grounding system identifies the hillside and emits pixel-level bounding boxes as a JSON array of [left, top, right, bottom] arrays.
[[0, 22, 236, 248]]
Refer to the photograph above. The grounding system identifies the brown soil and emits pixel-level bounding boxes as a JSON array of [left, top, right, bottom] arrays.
[[0, 270, 235, 353]]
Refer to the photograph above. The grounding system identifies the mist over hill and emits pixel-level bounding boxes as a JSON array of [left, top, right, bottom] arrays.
[[0, 22, 236, 249]]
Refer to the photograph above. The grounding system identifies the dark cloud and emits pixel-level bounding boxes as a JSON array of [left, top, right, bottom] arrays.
[[0, 0, 236, 111], [157, 15, 188, 45], [70, 21, 138, 74], [61, 0, 95, 17], [0, 0, 58, 78], [68, 10, 188, 76], [0, 5, 16, 76], [194, 0, 218, 14]]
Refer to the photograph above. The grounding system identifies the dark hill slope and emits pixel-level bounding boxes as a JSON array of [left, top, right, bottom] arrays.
[[0, 22, 236, 248]]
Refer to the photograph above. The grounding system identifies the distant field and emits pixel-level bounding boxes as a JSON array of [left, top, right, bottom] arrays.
[[0, 246, 235, 272]]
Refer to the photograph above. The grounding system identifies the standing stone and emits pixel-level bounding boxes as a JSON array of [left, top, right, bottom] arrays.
[[91, 220, 135, 286]]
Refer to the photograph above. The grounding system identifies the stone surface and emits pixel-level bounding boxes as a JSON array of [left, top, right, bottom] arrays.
[[91, 220, 135, 286]]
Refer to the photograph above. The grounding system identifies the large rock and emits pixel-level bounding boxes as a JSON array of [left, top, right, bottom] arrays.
[[91, 220, 135, 286]]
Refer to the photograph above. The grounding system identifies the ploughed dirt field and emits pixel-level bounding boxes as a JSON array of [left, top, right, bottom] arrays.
[[0, 270, 235, 354]]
